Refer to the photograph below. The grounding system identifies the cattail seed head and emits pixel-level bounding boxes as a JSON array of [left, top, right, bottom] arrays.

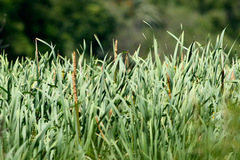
[[73, 51, 77, 76], [114, 40, 118, 62]]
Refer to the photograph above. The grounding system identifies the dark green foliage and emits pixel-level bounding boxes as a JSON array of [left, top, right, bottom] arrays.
[[0, 0, 115, 59], [0, 14, 8, 51], [1, 0, 240, 60]]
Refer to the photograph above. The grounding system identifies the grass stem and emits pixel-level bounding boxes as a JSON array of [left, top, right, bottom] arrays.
[[72, 51, 81, 142]]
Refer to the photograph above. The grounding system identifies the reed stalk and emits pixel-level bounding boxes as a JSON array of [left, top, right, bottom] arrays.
[[114, 40, 118, 83], [114, 40, 118, 62], [72, 51, 81, 141], [231, 70, 235, 80], [95, 116, 105, 139]]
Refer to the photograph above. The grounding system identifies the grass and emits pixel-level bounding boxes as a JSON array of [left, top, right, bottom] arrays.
[[0, 30, 240, 160]]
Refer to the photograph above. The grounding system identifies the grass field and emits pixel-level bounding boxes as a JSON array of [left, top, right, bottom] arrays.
[[0, 30, 240, 160]]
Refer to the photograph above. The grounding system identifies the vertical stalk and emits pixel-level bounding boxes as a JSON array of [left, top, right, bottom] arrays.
[[114, 40, 118, 62], [52, 69, 56, 82], [95, 116, 105, 139], [114, 40, 118, 83], [72, 51, 81, 141], [113, 40, 118, 116], [231, 70, 235, 80]]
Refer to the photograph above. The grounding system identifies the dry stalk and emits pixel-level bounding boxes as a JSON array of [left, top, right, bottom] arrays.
[[114, 40, 118, 83], [52, 69, 56, 82], [125, 51, 129, 68], [111, 41, 117, 114], [73, 51, 77, 76], [72, 51, 81, 140], [114, 40, 118, 62], [109, 109, 112, 116], [72, 72, 78, 105], [231, 70, 235, 80], [95, 116, 105, 139]]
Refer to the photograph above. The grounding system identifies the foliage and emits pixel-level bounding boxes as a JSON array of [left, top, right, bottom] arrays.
[[0, 31, 240, 159], [147, 0, 240, 57], [103, 0, 164, 56], [1, 0, 240, 60], [0, 14, 8, 51], [0, 0, 115, 59]]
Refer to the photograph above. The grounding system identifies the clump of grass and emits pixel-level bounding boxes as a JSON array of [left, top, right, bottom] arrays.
[[0, 30, 240, 159]]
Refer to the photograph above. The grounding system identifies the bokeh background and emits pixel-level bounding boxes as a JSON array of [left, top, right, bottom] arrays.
[[0, 0, 240, 60]]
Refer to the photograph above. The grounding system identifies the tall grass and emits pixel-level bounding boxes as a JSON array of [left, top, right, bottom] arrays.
[[0, 30, 240, 159]]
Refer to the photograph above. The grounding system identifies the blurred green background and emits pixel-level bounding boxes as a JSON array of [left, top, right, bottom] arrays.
[[0, 0, 240, 60]]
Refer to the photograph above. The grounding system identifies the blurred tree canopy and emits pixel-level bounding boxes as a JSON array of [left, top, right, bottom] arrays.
[[0, 0, 115, 59], [0, 0, 240, 60], [0, 14, 8, 50]]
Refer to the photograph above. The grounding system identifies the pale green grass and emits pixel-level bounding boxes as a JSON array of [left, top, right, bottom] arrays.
[[0, 30, 240, 160]]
